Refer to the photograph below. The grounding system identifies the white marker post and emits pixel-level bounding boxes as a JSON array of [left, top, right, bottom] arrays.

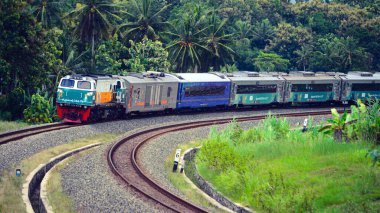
[[302, 118, 308, 132], [173, 149, 181, 172]]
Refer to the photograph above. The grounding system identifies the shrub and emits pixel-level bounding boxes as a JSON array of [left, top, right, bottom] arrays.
[[6, 88, 28, 119], [23, 94, 53, 124]]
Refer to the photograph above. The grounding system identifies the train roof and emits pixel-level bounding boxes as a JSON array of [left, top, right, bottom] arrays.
[[281, 71, 340, 81], [339, 71, 380, 81], [169, 73, 230, 83], [225, 71, 285, 81], [63, 74, 118, 81], [119, 71, 179, 83]]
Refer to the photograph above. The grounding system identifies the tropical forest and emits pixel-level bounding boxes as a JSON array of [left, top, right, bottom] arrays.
[[0, 0, 380, 121]]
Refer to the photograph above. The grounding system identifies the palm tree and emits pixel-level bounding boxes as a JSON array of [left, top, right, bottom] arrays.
[[64, 0, 123, 72], [339, 36, 366, 71], [252, 19, 274, 49], [165, 6, 209, 72], [294, 44, 313, 71], [202, 12, 235, 72], [29, 0, 66, 28], [118, 0, 170, 41]]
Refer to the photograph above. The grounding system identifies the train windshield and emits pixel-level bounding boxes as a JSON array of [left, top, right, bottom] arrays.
[[77, 81, 92, 89], [60, 79, 75, 88]]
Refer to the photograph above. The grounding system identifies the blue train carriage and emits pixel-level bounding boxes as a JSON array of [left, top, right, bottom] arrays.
[[340, 71, 380, 103], [172, 73, 231, 109], [120, 71, 179, 115], [226, 71, 286, 107], [282, 71, 341, 104], [57, 74, 125, 123]]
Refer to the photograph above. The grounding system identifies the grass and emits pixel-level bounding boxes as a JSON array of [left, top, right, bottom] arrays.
[[196, 116, 380, 212], [165, 140, 229, 212], [0, 121, 29, 133], [0, 133, 119, 213]]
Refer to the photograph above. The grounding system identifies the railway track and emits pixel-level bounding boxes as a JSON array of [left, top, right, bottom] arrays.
[[107, 109, 343, 213], [0, 123, 77, 146]]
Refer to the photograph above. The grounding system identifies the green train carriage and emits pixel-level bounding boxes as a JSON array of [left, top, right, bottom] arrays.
[[227, 72, 285, 107], [282, 71, 341, 104], [340, 72, 380, 103]]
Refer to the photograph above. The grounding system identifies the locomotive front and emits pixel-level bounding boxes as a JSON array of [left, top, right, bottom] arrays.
[[56, 75, 96, 123]]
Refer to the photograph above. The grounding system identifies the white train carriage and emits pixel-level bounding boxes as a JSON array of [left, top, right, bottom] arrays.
[[120, 72, 179, 114]]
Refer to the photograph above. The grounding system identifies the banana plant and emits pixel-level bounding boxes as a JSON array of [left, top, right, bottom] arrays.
[[319, 109, 356, 142]]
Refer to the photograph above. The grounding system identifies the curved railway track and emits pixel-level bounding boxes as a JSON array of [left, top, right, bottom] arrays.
[[107, 109, 345, 213], [0, 123, 78, 146]]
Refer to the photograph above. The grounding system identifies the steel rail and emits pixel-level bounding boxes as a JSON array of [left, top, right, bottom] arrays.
[[108, 109, 343, 212], [0, 123, 78, 146]]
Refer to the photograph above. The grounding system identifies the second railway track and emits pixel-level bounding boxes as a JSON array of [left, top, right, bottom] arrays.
[[0, 123, 78, 146], [107, 109, 342, 213]]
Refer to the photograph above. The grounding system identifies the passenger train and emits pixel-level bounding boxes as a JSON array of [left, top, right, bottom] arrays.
[[56, 71, 380, 123]]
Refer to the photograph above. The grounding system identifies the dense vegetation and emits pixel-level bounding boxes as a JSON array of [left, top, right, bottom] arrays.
[[0, 0, 379, 121], [196, 101, 380, 212]]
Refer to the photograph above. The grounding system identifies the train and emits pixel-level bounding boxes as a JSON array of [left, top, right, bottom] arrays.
[[56, 71, 380, 123]]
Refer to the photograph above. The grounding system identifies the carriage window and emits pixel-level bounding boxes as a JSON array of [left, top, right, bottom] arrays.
[[291, 84, 333, 92], [184, 86, 225, 97], [167, 87, 172, 97], [237, 85, 277, 94], [352, 83, 380, 91], [77, 81, 91, 89], [60, 79, 75, 88]]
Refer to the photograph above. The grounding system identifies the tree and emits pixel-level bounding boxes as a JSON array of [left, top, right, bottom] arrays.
[[165, 5, 209, 72], [294, 44, 314, 71], [124, 36, 171, 73], [118, 0, 170, 41], [202, 12, 235, 72], [96, 36, 128, 74], [28, 0, 66, 28], [267, 22, 312, 68], [312, 35, 367, 72], [254, 51, 289, 72], [65, 0, 123, 72], [319, 109, 356, 142], [252, 19, 274, 49], [0, 0, 49, 95], [42, 27, 66, 94]]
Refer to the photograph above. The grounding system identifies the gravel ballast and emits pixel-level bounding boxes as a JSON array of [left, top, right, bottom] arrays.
[[0, 108, 333, 212], [138, 116, 329, 209]]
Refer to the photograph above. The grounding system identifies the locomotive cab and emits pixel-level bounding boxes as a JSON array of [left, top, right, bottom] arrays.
[[56, 75, 96, 123]]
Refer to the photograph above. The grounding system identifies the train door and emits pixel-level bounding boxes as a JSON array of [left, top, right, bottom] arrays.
[[145, 85, 153, 108], [145, 84, 164, 108], [284, 82, 292, 102]]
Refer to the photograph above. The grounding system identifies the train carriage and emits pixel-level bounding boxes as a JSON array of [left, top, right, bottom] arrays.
[[340, 72, 380, 103], [172, 73, 231, 109], [282, 71, 341, 104], [226, 72, 285, 106], [120, 72, 179, 114]]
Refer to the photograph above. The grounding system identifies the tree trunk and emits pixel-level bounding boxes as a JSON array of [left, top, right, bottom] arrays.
[[91, 14, 95, 73], [334, 129, 343, 142]]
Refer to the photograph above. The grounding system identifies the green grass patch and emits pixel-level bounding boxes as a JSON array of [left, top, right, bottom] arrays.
[[0, 133, 119, 213], [165, 140, 229, 212], [196, 116, 380, 212], [0, 121, 29, 133]]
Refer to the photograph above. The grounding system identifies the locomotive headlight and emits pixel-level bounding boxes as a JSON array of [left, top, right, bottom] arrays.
[[57, 89, 63, 93], [85, 92, 94, 98]]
